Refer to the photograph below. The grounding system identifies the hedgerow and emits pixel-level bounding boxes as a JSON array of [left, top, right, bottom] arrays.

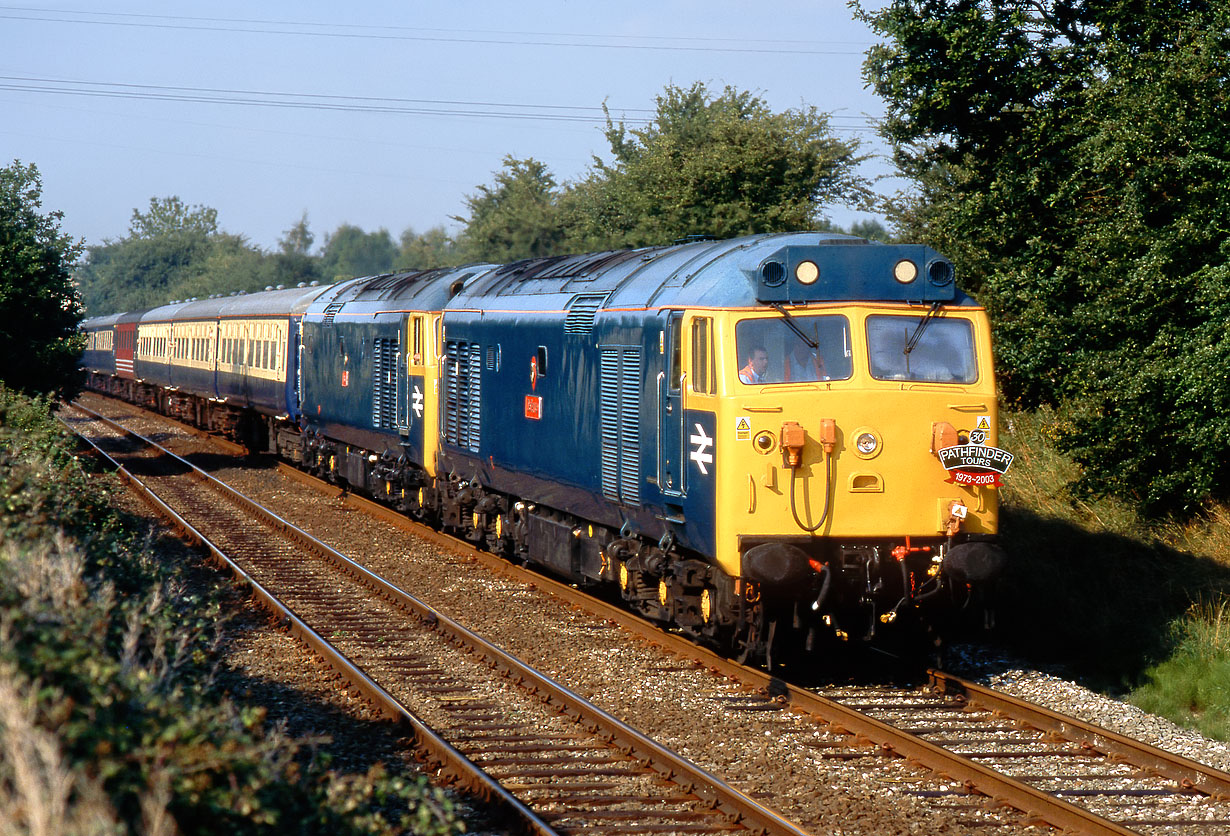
[[0, 385, 466, 835]]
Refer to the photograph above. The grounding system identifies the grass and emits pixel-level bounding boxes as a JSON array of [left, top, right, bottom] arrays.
[[993, 406, 1230, 738], [1130, 599, 1230, 738]]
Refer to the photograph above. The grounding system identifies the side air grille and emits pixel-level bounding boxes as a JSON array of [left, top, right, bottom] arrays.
[[565, 293, 609, 335], [444, 340, 482, 452], [371, 337, 402, 430], [599, 346, 642, 506]]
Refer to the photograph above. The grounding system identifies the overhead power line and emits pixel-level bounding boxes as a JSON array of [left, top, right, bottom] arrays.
[[0, 6, 870, 55], [0, 75, 880, 132]]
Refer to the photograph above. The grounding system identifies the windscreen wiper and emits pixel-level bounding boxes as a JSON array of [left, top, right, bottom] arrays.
[[769, 302, 819, 349], [904, 302, 941, 355]]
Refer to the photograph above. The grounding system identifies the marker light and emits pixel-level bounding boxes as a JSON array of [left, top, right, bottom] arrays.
[[795, 260, 819, 285], [893, 259, 919, 284]]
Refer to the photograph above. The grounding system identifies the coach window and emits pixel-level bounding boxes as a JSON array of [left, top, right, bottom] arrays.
[[691, 317, 715, 394]]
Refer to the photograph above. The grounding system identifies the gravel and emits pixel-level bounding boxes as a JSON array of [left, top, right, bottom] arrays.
[[84, 396, 1230, 835], [947, 643, 1230, 774]]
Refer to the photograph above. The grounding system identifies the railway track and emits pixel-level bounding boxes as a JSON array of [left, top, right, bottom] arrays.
[[69, 395, 1230, 835], [63, 401, 812, 836]]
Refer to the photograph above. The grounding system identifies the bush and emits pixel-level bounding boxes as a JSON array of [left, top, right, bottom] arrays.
[[0, 386, 465, 835]]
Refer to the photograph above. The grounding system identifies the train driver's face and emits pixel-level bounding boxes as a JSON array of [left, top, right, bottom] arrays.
[[751, 349, 768, 376]]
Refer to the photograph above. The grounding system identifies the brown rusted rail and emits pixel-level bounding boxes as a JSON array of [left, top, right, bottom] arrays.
[[62, 405, 557, 836], [76, 395, 1230, 834], [277, 460, 1230, 835], [65, 402, 815, 836]]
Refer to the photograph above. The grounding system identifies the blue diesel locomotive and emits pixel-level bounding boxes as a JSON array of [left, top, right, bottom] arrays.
[[82, 232, 1010, 664]]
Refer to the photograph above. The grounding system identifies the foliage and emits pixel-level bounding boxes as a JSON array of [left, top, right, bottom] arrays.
[[75, 198, 275, 315], [273, 212, 324, 287], [858, 0, 1230, 514], [988, 407, 1230, 709], [319, 225, 397, 282], [847, 218, 893, 243], [453, 157, 566, 263], [0, 160, 85, 399], [128, 196, 219, 239], [450, 83, 874, 260], [279, 212, 315, 257], [398, 226, 461, 271], [565, 83, 872, 250], [0, 387, 466, 834]]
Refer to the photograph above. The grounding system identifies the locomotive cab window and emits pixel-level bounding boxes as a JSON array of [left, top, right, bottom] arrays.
[[735, 314, 852, 384], [691, 317, 715, 394], [668, 314, 683, 392], [866, 315, 976, 384], [412, 317, 424, 365]]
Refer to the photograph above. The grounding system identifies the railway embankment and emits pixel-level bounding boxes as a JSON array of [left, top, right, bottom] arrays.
[[8, 384, 1230, 831], [984, 407, 1230, 739], [0, 385, 477, 836]]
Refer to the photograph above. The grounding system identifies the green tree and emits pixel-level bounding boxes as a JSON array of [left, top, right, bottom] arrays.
[[859, 0, 1230, 513], [128, 196, 218, 239], [76, 232, 213, 313], [398, 225, 461, 270], [453, 157, 567, 263], [279, 211, 314, 256], [0, 161, 84, 398], [272, 212, 322, 287], [566, 82, 871, 249], [318, 224, 396, 281], [848, 218, 893, 243], [75, 197, 271, 314]]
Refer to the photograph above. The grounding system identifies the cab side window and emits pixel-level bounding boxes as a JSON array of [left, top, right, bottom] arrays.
[[691, 317, 715, 394]]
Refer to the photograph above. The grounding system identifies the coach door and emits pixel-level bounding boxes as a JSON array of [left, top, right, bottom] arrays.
[[658, 312, 686, 498], [116, 322, 136, 378]]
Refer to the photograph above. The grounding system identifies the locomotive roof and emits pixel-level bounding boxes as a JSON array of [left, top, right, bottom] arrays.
[[305, 266, 500, 315], [80, 233, 972, 331], [443, 232, 971, 313]]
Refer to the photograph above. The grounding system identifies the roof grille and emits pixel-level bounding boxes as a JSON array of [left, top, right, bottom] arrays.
[[321, 302, 344, 326]]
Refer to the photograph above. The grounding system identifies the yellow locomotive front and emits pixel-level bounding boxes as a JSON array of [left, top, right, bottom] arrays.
[[675, 247, 1010, 662]]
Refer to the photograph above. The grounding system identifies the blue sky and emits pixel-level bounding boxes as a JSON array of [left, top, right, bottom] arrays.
[[1, 2, 897, 252]]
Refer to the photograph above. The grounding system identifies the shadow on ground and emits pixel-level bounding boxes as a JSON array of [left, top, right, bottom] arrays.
[[983, 505, 1230, 691]]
